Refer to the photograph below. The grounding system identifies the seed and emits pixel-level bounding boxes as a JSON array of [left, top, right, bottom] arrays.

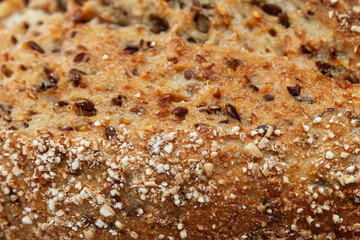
[[172, 106, 188, 118], [123, 45, 139, 54], [61, 126, 73, 131], [111, 95, 123, 107], [70, 68, 87, 76], [194, 13, 210, 33], [74, 98, 97, 116], [268, 29, 277, 37], [225, 103, 241, 122], [3, 113, 12, 122], [287, 85, 300, 96], [263, 94, 275, 101], [27, 41, 44, 53], [57, 100, 69, 107], [260, 4, 282, 16], [73, 52, 86, 62], [37, 130, 52, 139], [199, 109, 211, 114], [105, 127, 117, 139], [248, 84, 259, 92], [184, 70, 194, 80], [208, 105, 221, 113], [218, 119, 229, 124], [75, 124, 91, 132], [194, 123, 209, 128], [278, 12, 290, 28]]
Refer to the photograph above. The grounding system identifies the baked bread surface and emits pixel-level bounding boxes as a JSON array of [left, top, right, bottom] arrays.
[[1, 0, 360, 239]]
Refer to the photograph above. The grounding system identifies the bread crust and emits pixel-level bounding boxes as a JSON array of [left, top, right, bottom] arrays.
[[1, 0, 360, 239]]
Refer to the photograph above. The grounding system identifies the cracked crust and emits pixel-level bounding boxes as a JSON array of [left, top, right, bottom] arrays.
[[1, 0, 360, 239]]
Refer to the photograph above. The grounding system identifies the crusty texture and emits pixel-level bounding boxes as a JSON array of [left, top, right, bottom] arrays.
[[1, 0, 360, 239]]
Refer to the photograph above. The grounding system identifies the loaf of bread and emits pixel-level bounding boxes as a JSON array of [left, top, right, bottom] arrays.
[[1, 0, 360, 239]]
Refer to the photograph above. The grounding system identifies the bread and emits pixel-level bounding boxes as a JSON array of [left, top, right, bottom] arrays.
[[1, 0, 360, 239]]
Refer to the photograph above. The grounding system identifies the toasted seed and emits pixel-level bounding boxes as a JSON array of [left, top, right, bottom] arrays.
[[248, 84, 259, 91], [287, 85, 300, 96], [74, 98, 97, 116], [321, 108, 335, 116], [3, 113, 12, 122], [37, 130, 52, 139], [208, 105, 221, 113], [123, 45, 139, 54], [195, 123, 209, 128], [194, 13, 210, 33], [278, 12, 290, 28], [213, 88, 221, 99], [74, 52, 86, 62], [105, 127, 117, 139], [111, 95, 123, 107], [225, 103, 241, 122], [263, 94, 275, 101], [260, 4, 282, 16], [293, 96, 315, 104], [184, 70, 195, 80], [199, 109, 211, 114], [70, 68, 87, 76], [76, 124, 91, 132], [58, 100, 69, 107], [172, 106, 188, 118], [27, 41, 44, 53], [61, 126, 73, 131], [218, 119, 229, 124]]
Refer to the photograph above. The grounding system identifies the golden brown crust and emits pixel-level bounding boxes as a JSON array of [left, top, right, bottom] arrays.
[[1, 0, 360, 239]]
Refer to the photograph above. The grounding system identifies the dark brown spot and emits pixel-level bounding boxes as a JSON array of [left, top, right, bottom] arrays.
[[195, 54, 207, 63], [123, 45, 139, 54], [225, 103, 241, 122], [260, 4, 282, 16], [256, 125, 269, 137], [278, 12, 290, 28], [247, 84, 259, 92], [263, 94, 274, 102], [284, 120, 293, 126], [172, 106, 188, 118], [11, 36, 17, 44], [105, 127, 117, 139], [213, 87, 221, 99], [329, 47, 337, 57], [70, 68, 87, 87], [57, 0, 67, 12], [74, 98, 97, 116], [194, 13, 210, 33], [132, 69, 140, 76], [300, 45, 314, 54], [287, 85, 300, 96], [71, 31, 78, 38], [27, 41, 44, 53], [268, 29, 277, 37], [1, 65, 13, 78], [184, 70, 194, 80], [58, 101, 69, 107], [150, 15, 169, 34], [111, 95, 123, 107], [227, 58, 242, 71]]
